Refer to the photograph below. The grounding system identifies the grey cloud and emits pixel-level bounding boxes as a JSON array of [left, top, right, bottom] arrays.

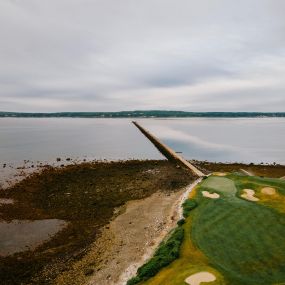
[[0, 0, 285, 111]]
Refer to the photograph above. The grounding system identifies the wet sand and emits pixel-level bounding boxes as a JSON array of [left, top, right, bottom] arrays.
[[54, 189, 187, 285]]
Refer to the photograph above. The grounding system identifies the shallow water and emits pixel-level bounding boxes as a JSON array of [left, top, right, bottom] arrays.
[[0, 219, 67, 256], [0, 117, 284, 165]]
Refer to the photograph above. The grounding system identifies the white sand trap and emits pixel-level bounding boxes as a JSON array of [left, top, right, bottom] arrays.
[[202, 191, 220, 199], [241, 189, 259, 201], [185, 271, 216, 285], [261, 187, 276, 195]]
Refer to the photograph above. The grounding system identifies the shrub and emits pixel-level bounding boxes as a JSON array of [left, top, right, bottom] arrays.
[[127, 226, 184, 284], [177, 219, 185, 226], [127, 276, 141, 285], [182, 199, 197, 218]]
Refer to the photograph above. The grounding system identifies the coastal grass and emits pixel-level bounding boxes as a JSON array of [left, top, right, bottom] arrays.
[[133, 188, 226, 285], [182, 199, 197, 218], [141, 215, 226, 285], [127, 226, 184, 285]]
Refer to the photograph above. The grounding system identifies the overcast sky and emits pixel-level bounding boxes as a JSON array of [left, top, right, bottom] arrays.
[[0, 0, 285, 112]]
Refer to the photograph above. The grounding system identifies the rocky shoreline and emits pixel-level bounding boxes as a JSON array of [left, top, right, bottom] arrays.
[[0, 160, 284, 285], [0, 160, 194, 285]]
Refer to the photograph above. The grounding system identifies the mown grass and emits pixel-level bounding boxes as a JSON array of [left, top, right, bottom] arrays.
[[191, 174, 285, 284], [141, 216, 226, 285], [229, 174, 285, 213], [139, 174, 285, 285], [134, 189, 226, 285]]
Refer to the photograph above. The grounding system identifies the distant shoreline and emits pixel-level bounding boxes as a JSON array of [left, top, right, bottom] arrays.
[[1, 110, 285, 118]]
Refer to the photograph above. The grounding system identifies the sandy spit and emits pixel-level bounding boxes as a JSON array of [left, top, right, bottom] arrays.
[[54, 180, 200, 285]]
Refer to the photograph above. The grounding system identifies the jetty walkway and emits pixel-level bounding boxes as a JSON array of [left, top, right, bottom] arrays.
[[132, 121, 205, 177]]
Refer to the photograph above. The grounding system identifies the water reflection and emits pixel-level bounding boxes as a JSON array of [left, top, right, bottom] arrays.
[[0, 117, 284, 165], [141, 118, 285, 164], [0, 219, 67, 256]]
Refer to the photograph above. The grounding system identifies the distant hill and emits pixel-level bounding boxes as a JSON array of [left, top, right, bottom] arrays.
[[0, 111, 284, 118]]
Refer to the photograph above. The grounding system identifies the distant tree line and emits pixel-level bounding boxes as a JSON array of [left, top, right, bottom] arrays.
[[0, 110, 284, 118]]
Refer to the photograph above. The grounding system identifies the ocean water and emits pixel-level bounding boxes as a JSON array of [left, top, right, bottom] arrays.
[[0, 117, 284, 165]]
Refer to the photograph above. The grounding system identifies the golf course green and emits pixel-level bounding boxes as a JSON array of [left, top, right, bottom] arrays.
[[130, 172, 285, 285]]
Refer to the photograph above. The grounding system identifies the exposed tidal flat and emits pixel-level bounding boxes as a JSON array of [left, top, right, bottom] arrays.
[[0, 159, 284, 285], [0, 160, 193, 285]]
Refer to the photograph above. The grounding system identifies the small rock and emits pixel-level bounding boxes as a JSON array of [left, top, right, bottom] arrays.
[[84, 268, 94, 276]]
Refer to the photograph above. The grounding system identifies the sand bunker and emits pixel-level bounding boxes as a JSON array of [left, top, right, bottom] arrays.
[[202, 191, 220, 199], [241, 189, 259, 202], [261, 187, 276, 195], [185, 271, 216, 285], [214, 172, 227, 176]]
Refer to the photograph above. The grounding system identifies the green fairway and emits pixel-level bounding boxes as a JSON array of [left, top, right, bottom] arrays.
[[198, 176, 237, 197], [192, 174, 285, 284], [134, 173, 285, 285]]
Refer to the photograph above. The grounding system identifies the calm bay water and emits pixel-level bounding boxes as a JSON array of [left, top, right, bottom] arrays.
[[0, 117, 284, 165]]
